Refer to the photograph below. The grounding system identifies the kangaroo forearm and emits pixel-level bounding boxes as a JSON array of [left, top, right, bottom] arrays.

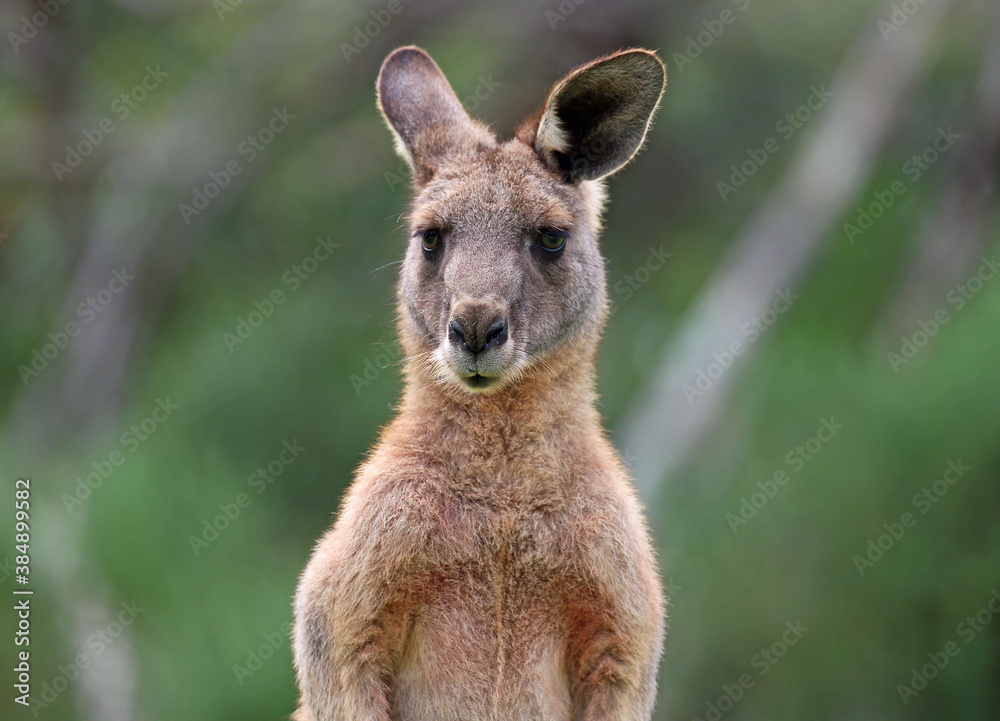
[[294, 609, 396, 721], [570, 582, 664, 721], [298, 673, 392, 721], [294, 554, 406, 721]]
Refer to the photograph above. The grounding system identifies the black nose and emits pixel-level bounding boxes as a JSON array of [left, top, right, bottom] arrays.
[[449, 317, 507, 354]]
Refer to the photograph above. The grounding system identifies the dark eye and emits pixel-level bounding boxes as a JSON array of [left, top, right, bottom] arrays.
[[535, 228, 567, 254], [420, 229, 442, 252]]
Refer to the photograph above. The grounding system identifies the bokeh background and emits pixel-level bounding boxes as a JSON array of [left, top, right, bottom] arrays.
[[2, 0, 999, 719]]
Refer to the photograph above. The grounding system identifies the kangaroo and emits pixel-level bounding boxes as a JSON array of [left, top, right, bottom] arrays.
[[293, 46, 667, 721]]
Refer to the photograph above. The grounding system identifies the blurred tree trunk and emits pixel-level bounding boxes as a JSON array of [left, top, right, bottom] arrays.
[[879, 3, 1000, 335], [617, 0, 958, 505]]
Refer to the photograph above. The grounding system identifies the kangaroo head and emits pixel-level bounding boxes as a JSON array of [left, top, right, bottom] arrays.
[[377, 46, 665, 395]]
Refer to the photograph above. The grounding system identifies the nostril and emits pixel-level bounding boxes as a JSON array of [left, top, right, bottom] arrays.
[[484, 318, 508, 349], [449, 319, 469, 350], [449, 316, 507, 354]]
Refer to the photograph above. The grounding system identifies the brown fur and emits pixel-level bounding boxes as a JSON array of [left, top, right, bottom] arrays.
[[293, 46, 667, 721]]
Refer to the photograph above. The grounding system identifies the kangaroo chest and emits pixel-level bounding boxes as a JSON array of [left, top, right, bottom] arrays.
[[396, 500, 581, 719]]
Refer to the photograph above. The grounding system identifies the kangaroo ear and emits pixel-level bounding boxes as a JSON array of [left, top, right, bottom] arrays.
[[533, 49, 665, 183], [377, 46, 495, 184]]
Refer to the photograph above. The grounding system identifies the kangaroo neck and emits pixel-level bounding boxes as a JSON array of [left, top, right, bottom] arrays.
[[393, 351, 603, 475]]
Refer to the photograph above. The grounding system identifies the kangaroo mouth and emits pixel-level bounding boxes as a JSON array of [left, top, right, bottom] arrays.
[[442, 342, 511, 393], [460, 373, 498, 390], [439, 334, 515, 394]]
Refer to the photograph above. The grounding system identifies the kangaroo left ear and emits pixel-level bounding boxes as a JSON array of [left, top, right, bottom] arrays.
[[532, 49, 666, 183], [377, 46, 496, 185]]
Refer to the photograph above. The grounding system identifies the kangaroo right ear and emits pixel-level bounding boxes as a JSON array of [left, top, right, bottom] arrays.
[[377, 46, 495, 185], [532, 49, 666, 183]]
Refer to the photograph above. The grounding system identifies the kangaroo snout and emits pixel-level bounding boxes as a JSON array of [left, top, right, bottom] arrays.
[[444, 301, 512, 389], [449, 312, 508, 354]]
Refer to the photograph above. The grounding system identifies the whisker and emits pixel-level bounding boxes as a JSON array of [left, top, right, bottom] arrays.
[[365, 259, 403, 279]]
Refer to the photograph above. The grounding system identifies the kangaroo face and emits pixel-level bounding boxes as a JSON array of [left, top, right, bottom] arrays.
[[399, 143, 607, 392], [378, 47, 665, 393]]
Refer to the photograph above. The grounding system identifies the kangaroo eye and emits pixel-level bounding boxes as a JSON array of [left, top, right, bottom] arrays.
[[535, 228, 567, 253], [420, 229, 443, 252]]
